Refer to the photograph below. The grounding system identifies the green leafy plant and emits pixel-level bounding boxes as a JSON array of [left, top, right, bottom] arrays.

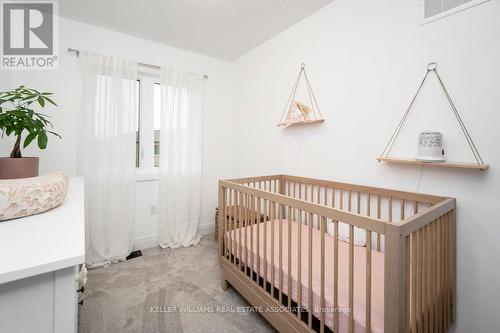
[[0, 86, 61, 158]]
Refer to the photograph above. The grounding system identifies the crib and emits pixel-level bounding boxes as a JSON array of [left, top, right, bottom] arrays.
[[218, 175, 455, 333]]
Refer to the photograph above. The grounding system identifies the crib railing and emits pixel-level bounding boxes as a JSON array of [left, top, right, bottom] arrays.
[[218, 175, 455, 333], [400, 200, 456, 333]]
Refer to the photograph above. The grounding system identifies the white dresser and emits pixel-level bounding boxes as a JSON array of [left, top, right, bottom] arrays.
[[0, 178, 85, 333]]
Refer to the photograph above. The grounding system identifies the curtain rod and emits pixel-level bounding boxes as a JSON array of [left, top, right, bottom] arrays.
[[67, 48, 209, 79]]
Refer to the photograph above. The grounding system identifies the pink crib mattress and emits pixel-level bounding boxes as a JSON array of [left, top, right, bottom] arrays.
[[226, 219, 384, 333]]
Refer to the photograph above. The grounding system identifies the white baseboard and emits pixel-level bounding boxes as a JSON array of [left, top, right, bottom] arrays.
[[198, 222, 214, 236], [133, 234, 158, 251], [133, 223, 214, 251]]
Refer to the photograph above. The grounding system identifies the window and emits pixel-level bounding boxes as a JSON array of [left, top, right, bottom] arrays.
[[154, 83, 161, 167], [423, 0, 490, 23], [136, 71, 162, 174], [135, 80, 140, 167]]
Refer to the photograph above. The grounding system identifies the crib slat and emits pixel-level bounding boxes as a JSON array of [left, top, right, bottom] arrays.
[[324, 187, 328, 206], [287, 206, 292, 310], [452, 212, 456, 324], [250, 195, 255, 282], [357, 191, 361, 214], [450, 211, 454, 327], [340, 189, 344, 210], [445, 214, 452, 328], [411, 231, 417, 333], [228, 190, 236, 265], [228, 190, 232, 262], [244, 193, 248, 274], [349, 224, 354, 333], [333, 220, 339, 332], [308, 212, 313, 329], [366, 192, 372, 332], [427, 223, 432, 333], [422, 225, 428, 333], [434, 218, 439, 332], [417, 228, 423, 332], [233, 191, 237, 265], [438, 216, 443, 333], [292, 183, 297, 220], [389, 196, 393, 223], [223, 189, 227, 260], [445, 212, 450, 329], [377, 195, 381, 251], [247, 194, 251, 276], [279, 202, 283, 304], [320, 217, 326, 333], [233, 190, 237, 264], [332, 187, 336, 208], [263, 199, 268, 291], [348, 190, 354, 333], [443, 214, 449, 331], [436, 218, 440, 332], [445, 213, 450, 331], [443, 214, 447, 330], [297, 209, 302, 320], [271, 201, 275, 295], [239, 191, 243, 270], [367, 192, 371, 217], [256, 197, 261, 286], [401, 199, 405, 221], [405, 234, 410, 333], [430, 221, 435, 333], [348, 190, 352, 211], [366, 230, 372, 333], [436, 217, 440, 333]]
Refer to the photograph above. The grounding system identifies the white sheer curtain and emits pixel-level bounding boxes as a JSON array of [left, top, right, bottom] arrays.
[[77, 52, 138, 267], [157, 68, 203, 249]]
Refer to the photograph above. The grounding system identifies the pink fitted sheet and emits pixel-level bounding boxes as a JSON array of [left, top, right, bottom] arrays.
[[226, 219, 384, 333]]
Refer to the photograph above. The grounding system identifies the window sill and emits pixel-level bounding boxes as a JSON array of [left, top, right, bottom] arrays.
[[135, 168, 160, 182]]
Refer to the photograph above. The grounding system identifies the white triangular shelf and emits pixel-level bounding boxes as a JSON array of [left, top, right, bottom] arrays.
[[277, 119, 325, 128], [378, 157, 488, 170], [378, 63, 488, 172], [278, 63, 325, 128]]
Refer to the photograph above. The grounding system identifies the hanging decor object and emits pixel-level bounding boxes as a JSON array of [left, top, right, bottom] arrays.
[[377, 62, 488, 171], [277, 63, 325, 128], [416, 131, 445, 162]]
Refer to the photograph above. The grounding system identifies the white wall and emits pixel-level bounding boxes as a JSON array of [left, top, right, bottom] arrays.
[[2, 17, 235, 249], [232, 0, 500, 332], [0, 70, 11, 91]]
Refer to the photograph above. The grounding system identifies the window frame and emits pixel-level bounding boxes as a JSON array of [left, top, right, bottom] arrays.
[[135, 69, 161, 181]]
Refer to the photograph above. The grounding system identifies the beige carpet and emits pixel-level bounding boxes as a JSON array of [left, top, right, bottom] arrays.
[[78, 236, 276, 333]]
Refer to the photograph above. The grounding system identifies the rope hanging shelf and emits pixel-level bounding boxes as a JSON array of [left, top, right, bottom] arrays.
[[377, 62, 488, 171], [277, 63, 325, 128]]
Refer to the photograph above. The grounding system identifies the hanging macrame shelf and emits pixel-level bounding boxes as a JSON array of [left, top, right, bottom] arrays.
[[378, 157, 487, 170], [277, 119, 325, 128], [377, 63, 488, 171], [277, 63, 325, 128]]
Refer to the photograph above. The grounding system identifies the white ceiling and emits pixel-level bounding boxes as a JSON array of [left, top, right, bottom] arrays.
[[59, 0, 334, 61]]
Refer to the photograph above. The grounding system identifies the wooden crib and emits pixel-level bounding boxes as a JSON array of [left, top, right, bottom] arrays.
[[218, 175, 455, 333]]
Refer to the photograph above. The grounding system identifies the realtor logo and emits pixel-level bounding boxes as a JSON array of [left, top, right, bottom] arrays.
[[1, 1, 58, 69]]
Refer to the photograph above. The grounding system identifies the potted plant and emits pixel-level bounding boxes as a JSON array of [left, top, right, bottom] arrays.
[[0, 86, 61, 179]]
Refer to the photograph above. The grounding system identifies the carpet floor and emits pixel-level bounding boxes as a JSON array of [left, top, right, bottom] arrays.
[[78, 236, 276, 333]]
